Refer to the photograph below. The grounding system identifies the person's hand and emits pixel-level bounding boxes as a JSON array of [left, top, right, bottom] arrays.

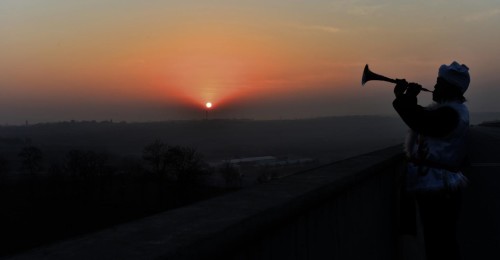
[[394, 79, 408, 97], [407, 83, 422, 97]]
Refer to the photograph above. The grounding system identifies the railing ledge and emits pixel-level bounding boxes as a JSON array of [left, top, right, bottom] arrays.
[[7, 145, 404, 260]]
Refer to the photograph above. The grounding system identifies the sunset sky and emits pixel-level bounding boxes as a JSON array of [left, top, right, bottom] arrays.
[[1, 0, 500, 123]]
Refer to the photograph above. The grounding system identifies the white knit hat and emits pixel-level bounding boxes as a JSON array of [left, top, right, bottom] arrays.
[[438, 61, 470, 94]]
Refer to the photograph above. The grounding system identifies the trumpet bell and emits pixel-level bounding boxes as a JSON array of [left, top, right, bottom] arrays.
[[361, 64, 370, 86], [361, 64, 398, 86]]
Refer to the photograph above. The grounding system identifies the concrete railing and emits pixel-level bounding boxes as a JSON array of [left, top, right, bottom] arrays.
[[8, 145, 405, 260]]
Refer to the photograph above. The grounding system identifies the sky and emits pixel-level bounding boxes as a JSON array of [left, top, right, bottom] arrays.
[[1, 0, 500, 123]]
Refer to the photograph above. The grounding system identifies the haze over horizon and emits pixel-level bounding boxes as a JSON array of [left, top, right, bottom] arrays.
[[2, 0, 500, 124]]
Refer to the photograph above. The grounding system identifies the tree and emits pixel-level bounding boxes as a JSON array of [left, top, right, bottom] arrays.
[[0, 156, 9, 175], [18, 145, 43, 204], [165, 146, 208, 185], [18, 145, 43, 176], [167, 147, 199, 175], [142, 140, 169, 177], [0, 155, 9, 197], [142, 141, 209, 185], [64, 150, 109, 179]]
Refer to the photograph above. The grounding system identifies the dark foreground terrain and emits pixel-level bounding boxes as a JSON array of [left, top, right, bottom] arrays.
[[0, 114, 498, 256]]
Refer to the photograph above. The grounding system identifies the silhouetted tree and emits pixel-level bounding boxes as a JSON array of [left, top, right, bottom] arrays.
[[142, 140, 169, 177], [0, 155, 9, 198], [18, 145, 43, 176], [142, 141, 210, 186], [142, 140, 172, 205], [0, 156, 9, 175], [170, 146, 208, 185], [45, 162, 66, 202], [18, 145, 43, 204], [64, 150, 110, 178], [0, 155, 9, 179], [63, 149, 112, 204]]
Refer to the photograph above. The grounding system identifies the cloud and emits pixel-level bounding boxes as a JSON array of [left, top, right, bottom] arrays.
[[326, 0, 386, 16], [464, 9, 500, 22], [347, 5, 382, 16]]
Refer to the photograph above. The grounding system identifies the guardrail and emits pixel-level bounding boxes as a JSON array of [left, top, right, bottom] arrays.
[[7, 145, 405, 260]]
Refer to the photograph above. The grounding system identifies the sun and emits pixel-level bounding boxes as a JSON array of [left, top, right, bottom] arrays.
[[205, 102, 212, 109]]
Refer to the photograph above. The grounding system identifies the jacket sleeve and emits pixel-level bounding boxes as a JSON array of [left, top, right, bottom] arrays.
[[393, 95, 459, 137]]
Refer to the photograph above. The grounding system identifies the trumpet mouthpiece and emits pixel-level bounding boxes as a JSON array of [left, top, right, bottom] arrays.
[[421, 87, 434, 93]]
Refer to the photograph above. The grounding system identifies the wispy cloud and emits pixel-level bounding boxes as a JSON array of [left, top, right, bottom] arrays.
[[327, 0, 386, 16], [347, 5, 382, 16], [298, 25, 341, 34], [464, 9, 500, 22]]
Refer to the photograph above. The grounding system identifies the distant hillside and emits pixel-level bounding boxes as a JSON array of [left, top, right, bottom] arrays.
[[0, 116, 407, 164], [478, 121, 500, 127], [470, 112, 500, 125], [2, 112, 499, 163]]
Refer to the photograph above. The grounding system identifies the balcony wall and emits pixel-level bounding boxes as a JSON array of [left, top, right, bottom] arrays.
[[8, 145, 405, 260]]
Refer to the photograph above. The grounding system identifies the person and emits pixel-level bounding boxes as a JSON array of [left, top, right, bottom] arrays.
[[393, 61, 470, 260]]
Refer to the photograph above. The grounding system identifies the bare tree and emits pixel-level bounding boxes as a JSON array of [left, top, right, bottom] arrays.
[[0, 155, 9, 198], [142, 140, 169, 177], [18, 145, 43, 176], [167, 147, 198, 173], [18, 145, 43, 204], [65, 150, 109, 179], [143, 141, 209, 185]]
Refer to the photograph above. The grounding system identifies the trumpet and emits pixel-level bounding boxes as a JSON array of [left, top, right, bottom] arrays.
[[361, 64, 433, 93]]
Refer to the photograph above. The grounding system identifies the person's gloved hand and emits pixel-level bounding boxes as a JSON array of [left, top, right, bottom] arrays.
[[394, 79, 408, 97], [407, 83, 422, 97]]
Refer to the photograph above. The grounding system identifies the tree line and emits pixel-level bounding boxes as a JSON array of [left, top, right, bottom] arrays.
[[0, 139, 237, 257]]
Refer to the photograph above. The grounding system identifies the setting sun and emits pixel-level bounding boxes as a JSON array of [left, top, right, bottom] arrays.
[[206, 102, 213, 109]]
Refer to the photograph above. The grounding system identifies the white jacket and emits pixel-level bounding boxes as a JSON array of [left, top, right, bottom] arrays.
[[405, 102, 469, 192]]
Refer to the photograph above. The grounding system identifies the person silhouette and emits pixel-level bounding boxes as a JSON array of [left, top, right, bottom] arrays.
[[393, 61, 470, 260]]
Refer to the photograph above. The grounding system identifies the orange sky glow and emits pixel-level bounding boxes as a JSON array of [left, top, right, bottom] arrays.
[[1, 1, 500, 123]]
